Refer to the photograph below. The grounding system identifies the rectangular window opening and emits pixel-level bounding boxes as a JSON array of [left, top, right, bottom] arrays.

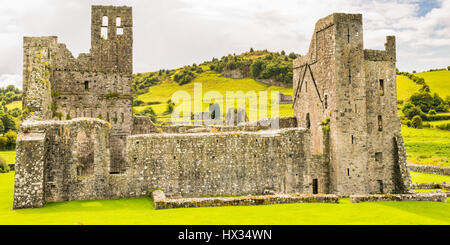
[[101, 27, 108, 40], [84, 81, 89, 91], [116, 17, 121, 26], [102, 16, 108, 26], [378, 180, 384, 193], [116, 27, 123, 35], [379, 79, 384, 96], [375, 152, 383, 163], [312, 179, 318, 194], [378, 115, 383, 131]]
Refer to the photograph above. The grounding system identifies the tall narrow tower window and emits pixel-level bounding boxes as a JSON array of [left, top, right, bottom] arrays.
[[306, 113, 311, 129], [379, 79, 384, 96], [324, 94, 328, 109], [101, 27, 108, 40], [102, 16, 108, 26], [347, 26, 350, 43], [378, 115, 383, 131], [348, 68, 352, 84], [116, 17, 121, 26], [84, 81, 89, 91]]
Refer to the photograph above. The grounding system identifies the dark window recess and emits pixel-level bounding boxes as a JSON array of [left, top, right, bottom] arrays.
[[379, 79, 384, 95], [347, 168, 350, 176], [378, 115, 383, 131], [351, 135, 355, 144], [84, 81, 89, 91], [347, 26, 350, 43], [306, 113, 311, 129], [324, 94, 328, 109], [312, 179, 318, 194], [348, 68, 352, 84], [378, 180, 384, 193], [375, 152, 383, 162]]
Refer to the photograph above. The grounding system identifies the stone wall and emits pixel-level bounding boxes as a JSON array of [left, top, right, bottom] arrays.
[[125, 128, 317, 198], [14, 118, 111, 208], [152, 190, 339, 210], [407, 164, 450, 176], [292, 13, 411, 195], [349, 193, 447, 203], [132, 116, 159, 134]]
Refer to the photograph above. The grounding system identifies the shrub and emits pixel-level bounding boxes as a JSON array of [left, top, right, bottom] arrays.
[[411, 115, 423, 128], [403, 105, 426, 120], [436, 123, 450, 131], [0, 156, 9, 173], [133, 99, 144, 106], [406, 120, 412, 127], [428, 109, 436, 115], [5, 130, 17, 149]]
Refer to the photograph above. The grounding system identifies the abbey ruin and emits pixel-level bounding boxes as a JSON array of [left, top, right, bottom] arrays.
[[13, 6, 412, 209]]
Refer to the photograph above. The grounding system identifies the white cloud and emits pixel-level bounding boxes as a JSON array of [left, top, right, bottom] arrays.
[[0, 0, 449, 89]]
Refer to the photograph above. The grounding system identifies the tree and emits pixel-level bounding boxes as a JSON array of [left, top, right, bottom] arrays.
[[250, 58, 265, 78], [280, 50, 286, 55], [250, 48, 254, 53], [411, 115, 422, 128], [409, 92, 433, 113], [403, 105, 426, 120], [288, 52, 297, 59], [0, 136, 6, 149], [0, 120, 4, 135], [4, 130, 17, 149], [0, 114, 16, 132]]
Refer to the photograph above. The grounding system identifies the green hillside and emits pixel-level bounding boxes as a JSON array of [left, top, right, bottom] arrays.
[[135, 66, 294, 121], [396, 75, 422, 101], [413, 70, 450, 98]]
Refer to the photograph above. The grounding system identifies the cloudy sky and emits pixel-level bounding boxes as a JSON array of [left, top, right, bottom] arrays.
[[0, 0, 449, 88]]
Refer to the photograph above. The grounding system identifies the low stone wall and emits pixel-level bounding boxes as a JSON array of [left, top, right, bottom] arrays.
[[349, 193, 447, 203], [407, 164, 450, 176], [132, 116, 159, 134], [411, 182, 450, 190], [152, 190, 339, 209]]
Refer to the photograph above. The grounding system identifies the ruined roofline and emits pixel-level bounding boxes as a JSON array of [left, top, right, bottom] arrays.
[[92, 5, 132, 9], [20, 117, 111, 130], [128, 127, 309, 138], [364, 36, 396, 62]]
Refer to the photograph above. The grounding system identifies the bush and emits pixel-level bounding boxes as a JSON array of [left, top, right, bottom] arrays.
[[133, 99, 144, 106], [5, 130, 17, 149], [428, 109, 436, 115], [436, 123, 450, 131], [0, 156, 9, 173], [406, 120, 412, 127], [403, 105, 426, 120], [411, 115, 423, 128]]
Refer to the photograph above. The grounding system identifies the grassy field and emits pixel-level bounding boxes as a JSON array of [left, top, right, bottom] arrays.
[[410, 171, 450, 183], [135, 69, 294, 121], [396, 75, 422, 101], [5, 100, 21, 111], [413, 70, 450, 97], [0, 171, 449, 225], [401, 125, 450, 167], [0, 151, 15, 164]]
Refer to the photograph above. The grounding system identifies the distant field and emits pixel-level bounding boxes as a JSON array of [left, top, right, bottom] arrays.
[[410, 171, 450, 183], [401, 125, 450, 167], [0, 151, 15, 164], [413, 70, 450, 97], [135, 69, 294, 121], [396, 75, 421, 101], [5, 100, 21, 111]]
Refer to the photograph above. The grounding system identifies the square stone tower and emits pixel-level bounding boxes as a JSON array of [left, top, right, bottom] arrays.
[[22, 5, 133, 174], [293, 13, 411, 195]]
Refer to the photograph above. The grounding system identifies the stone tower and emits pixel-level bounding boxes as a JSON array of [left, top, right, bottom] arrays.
[[293, 13, 411, 195], [21, 5, 133, 173]]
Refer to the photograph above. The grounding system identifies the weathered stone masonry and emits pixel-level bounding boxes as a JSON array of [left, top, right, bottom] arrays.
[[14, 7, 413, 209]]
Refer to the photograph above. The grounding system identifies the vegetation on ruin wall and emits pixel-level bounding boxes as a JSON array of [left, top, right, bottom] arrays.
[[0, 171, 449, 225]]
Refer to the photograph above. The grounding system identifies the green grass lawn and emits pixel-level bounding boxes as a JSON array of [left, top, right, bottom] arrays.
[[413, 70, 450, 97], [401, 125, 450, 167], [410, 171, 450, 183], [0, 171, 449, 225], [0, 151, 15, 164], [5, 101, 21, 111]]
